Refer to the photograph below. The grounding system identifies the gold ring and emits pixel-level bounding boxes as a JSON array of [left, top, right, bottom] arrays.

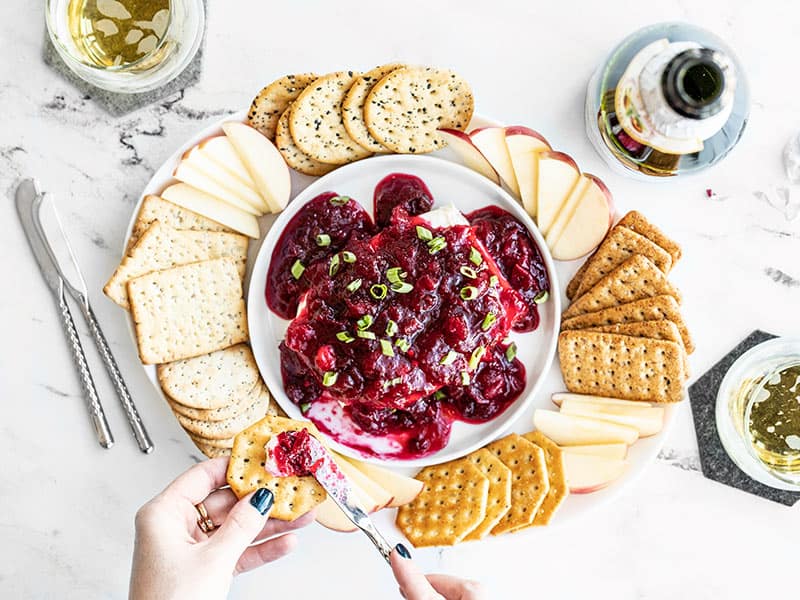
[[195, 502, 216, 534]]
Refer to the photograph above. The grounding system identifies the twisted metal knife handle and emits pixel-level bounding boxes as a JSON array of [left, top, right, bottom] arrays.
[[82, 304, 153, 453], [57, 286, 114, 449]]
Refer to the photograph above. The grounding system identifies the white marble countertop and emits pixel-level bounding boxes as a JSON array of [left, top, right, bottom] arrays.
[[2, 1, 799, 598]]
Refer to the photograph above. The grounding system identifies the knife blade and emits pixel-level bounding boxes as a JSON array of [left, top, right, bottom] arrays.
[[15, 179, 63, 293]]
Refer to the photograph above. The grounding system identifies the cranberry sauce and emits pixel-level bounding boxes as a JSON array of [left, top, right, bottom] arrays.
[[266, 192, 374, 319], [467, 206, 550, 332], [270, 429, 318, 476], [373, 173, 433, 228]]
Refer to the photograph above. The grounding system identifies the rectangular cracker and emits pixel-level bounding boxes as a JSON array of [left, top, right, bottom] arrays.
[[128, 258, 248, 364], [396, 458, 489, 547], [562, 254, 681, 320], [521, 431, 568, 526], [463, 449, 512, 540], [566, 258, 591, 301], [558, 330, 686, 403], [226, 415, 327, 520], [128, 195, 232, 249], [585, 320, 689, 375], [561, 295, 694, 354], [574, 227, 673, 299], [617, 210, 681, 264], [105, 221, 248, 309], [487, 434, 550, 535]]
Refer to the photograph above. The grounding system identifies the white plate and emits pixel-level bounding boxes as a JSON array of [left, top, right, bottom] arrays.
[[248, 153, 560, 468]]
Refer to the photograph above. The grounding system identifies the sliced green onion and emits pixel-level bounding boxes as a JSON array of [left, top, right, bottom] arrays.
[[384, 376, 402, 389], [461, 371, 471, 386], [395, 338, 410, 352], [416, 225, 433, 241], [505, 342, 518, 362], [427, 236, 447, 254], [300, 402, 311, 414], [356, 314, 373, 330], [290, 260, 305, 280], [329, 195, 351, 206], [342, 251, 356, 264], [346, 279, 362, 293], [460, 286, 478, 301], [322, 371, 338, 387], [315, 233, 331, 247], [356, 330, 376, 340], [434, 390, 446, 401], [534, 290, 549, 304], [469, 345, 486, 370], [370, 284, 388, 300], [460, 266, 478, 279], [336, 331, 355, 344], [469, 247, 483, 266], [481, 312, 497, 331], [489, 275, 499, 287], [390, 281, 414, 294], [380, 339, 395, 357], [440, 351, 458, 366], [329, 254, 340, 277], [385, 319, 398, 336], [386, 267, 407, 283]]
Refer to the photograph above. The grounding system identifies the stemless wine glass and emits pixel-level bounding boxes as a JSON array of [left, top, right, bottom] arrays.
[[45, 0, 205, 94]]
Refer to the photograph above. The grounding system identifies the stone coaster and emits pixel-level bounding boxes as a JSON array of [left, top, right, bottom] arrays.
[[688, 330, 800, 506], [42, 0, 207, 116]]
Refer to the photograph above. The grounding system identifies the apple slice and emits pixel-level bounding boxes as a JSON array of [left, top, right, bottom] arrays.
[[560, 443, 629, 460], [439, 129, 500, 185], [544, 175, 591, 247], [197, 136, 256, 186], [180, 146, 269, 214], [331, 453, 394, 510], [560, 399, 665, 437], [173, 161, 261, 216], [552, 392, 653, 409], [535, 151, 580, 235], [342, 457, 423, 508], [469, 127, 520, 197], [562, 452, 625, 493], [160, 183, 260, 238], [550, 173, 613, 261], [533, 409, 639, 446], [315, 470, 379, 532], [222, 122, 291, 213], [505, 127, 550, 217]]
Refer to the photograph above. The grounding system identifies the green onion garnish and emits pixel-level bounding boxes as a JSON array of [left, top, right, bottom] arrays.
[[336, 331, 355, 344], [384, 376, 402, 389], [385, 320, 398, 336], [291, 260, 305, 280], [489, 275, 499, 287], [427, 236, 447, 254], [380, 339, 395, 357], [416, 225, 433, 241], [434, 390, 446, 401], [534, 290, 549, 304], [390, 281, 414, 294], [346, 279, 362, 293], [322, 371, 338, 387], [469, 345, 486, 370], [329, 195, 351, 206], [481, 312, 497, 331], [386, 267, 407, 283], [460, 286, 478, 301], [300, 402, 311, 414], [505, 342, 518, 362], [460, 266, 478, 279], [315, 233, 331, 247], [329, 254, 340, 277], [461, 371, 471, 386], [469, 247, 483, 266], [370, 284, 388, 300], [356, 330, 376, 340], [342, 251, 356, 263], [356, 314, 373, 330], [395, 338, 410, 352], [440, 351, 458, 366]]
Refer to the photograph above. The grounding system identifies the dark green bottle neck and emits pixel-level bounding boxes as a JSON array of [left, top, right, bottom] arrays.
[[662, 48, 727, 119]]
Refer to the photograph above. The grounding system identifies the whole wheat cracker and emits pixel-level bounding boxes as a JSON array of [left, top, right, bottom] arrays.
[[562, 254, 681, 320], [617, 211, 681, 264], [560, 295, 694, 354], [463, 449, 512, 541], [585, 320, 689, 375], [566, 258, 591, 301], [396, 458, 488, 547], [275, 104, 336, 176], [521, 431, 568, 526], [558, 330, 686, 403], [128, 195, 232, 250], [128, 257, 248, 364], [247, 73, 319, 141], [486, 434, 550, 535], [174, 387, 272, 440], [342, 63, 406, 153], [226, 415, 327, 520]]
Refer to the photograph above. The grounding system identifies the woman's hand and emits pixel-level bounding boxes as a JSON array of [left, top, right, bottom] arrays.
[[390, 547, 486, 599], [129, 457, 315, 600]]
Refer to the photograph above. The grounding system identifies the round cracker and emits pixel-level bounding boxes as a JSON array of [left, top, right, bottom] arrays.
[[342, 63, 407, 153], [193, 440, 232, 459], [173, 388, 271, 440], [189, 433, 235, 449], [168, 380, 275, 422], [275, 105, 337, 176], [247, 73, 319, 140], [364, 67, 474, 154], [289, 71, 373, 165]]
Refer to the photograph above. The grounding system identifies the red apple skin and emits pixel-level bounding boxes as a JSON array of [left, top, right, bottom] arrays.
[[538, 150, 580, 172], [439, 128, 501, 184], [504, 126, 551, 147], [570, 483, 613, 494], [439, 128, 474, 144], [468, 126, 488, 135]]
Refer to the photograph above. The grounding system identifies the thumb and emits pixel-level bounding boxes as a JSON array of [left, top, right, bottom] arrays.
[[209, 488, 274, 558]]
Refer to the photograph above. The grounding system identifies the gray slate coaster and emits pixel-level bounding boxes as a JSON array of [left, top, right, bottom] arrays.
[[689, 330, 800, 506], [42, 0, 206, 116]]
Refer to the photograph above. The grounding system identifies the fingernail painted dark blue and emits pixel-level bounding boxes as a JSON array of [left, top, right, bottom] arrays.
[[250, 488, 274, 515], [395, 543, 411, 559]]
